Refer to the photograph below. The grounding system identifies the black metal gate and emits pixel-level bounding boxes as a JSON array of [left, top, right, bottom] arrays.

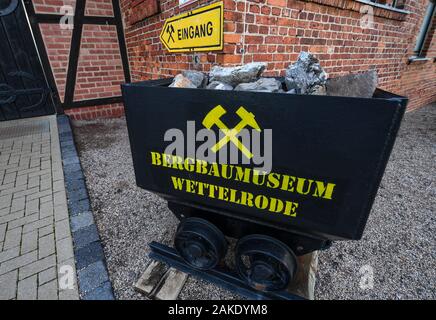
[[0, 0, 55, 121]]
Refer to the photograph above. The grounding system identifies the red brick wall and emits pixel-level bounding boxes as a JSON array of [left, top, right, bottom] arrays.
[[73, 24, 124, 101], [32, 0, 126, 119], [398, 4, 435, 111], [85, 0, 115, 16], [121, 0, 436, 110], [39, 23, 72, 103], [33, 0, 76, 14], [68, 103, 125, 120]]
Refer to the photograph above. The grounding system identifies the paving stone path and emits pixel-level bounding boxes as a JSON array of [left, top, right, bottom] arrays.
[[0, 116, 78, 300]]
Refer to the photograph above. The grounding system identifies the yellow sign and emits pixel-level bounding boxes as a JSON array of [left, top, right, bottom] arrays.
[[160, 2, 223, 53]]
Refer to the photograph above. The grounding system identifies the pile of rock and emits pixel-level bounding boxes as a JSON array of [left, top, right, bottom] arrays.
[[169, 62, 273, 92], [169, 52, 378, 98]]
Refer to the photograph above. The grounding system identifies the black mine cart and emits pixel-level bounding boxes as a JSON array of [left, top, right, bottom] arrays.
[[122, 79, 408, 299]]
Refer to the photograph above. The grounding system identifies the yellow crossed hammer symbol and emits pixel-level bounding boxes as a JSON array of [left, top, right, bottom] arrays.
[[202, 105, 261, 159]]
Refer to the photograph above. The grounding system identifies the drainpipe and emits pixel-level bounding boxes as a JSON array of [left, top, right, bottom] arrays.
[[413, 0, 435, 58]]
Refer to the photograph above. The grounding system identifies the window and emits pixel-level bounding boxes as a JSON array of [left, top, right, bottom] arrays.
[[411, 0, 435, 60], [366, 0, 406, 9]]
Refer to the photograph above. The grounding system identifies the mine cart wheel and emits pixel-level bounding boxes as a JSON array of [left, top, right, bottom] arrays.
[[235, 235, 298, 292], [174, 217, 228, 270]]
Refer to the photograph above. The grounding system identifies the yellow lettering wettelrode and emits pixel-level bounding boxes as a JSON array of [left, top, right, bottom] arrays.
[[160, 2, 224, 53]]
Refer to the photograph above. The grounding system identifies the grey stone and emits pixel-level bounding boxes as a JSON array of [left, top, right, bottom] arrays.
[[58, 285, 79, 300], [326, 70, 378, 98], [63, 162, 81, 173], [67, 188, 88, 202], [10, 197, 25, 213], [3, 227, 22, 250], [7, 213, 38, 229], [72, 223, 99, 249], [54, 219, 71, 241], [58, 288, 79, 300], [40, 201, 53, 218], [40, 194, 52, 203], [209, 62, 267, 86], [25, 199, 40, 214], [38, 233, 55, 259], [53, 180, 64, 193], [54, 205, 69, 222], [168, 74, 196, 88], [38, 225, 54, 237], [78, 260, 109, 294], [0, 211, 24, 225], [75, 241, 104, 270], [22, 216, 53, 233], [58, 125, 72, 136], [38, 279, 58, 300], [60, 146, 75, 155], [38, 266, 57, 285], [21, 230, 38, 254], [0, 246, 20, 263], [65, 169, 84, 181], [68, 198, 90, 216], [285, 51, 327, 95], [18, 254, 56, 280], [62, 155, 79, 166], [0, 194, 12, 210], [65, 178, 86, 192], [59, 131, 73, 141], [57, 115, 70, 127], [234, 77, 283, 93], [0, 270, 18, 300], [311, 85, 327, 95], [0, 223, 5, 241], [70, 211, 94, 232], [182, 70, 207, 88], [56, 237, 74, 263], [53, 190, 67, 207], [17, 275, 37, 300], [206, 81, 233, 90], [82, 281, 114, 300], [0, 251, 38, 276]]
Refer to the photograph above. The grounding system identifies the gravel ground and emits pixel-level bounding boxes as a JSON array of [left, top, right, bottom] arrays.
[[73, 103, 435, 300]]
